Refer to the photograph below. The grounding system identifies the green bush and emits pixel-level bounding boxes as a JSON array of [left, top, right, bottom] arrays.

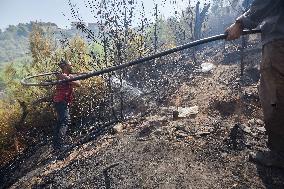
[[0, 24, 106, 165]]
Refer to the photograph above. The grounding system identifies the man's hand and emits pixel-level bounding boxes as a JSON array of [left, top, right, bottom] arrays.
[[56, 73, 80, 87], [56, 73, 70, 80], [69, 75, 81, 87], [225, 22, 243, 40]]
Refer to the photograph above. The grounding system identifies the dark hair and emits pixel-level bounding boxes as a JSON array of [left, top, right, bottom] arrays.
[[58, 59, 67, 68]]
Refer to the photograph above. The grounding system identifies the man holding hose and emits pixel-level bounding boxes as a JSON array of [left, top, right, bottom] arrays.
[[226, 0, 284, 168], [53, 60, 81, 153]]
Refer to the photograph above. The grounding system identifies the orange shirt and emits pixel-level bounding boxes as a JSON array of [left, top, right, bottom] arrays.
[[53, 75, 74, 103]]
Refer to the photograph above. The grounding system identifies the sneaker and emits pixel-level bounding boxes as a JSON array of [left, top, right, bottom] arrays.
[[249, 150, 284, 168]]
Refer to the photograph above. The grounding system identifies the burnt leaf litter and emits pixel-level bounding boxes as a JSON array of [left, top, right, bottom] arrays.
[[1, 0, 284, 188]]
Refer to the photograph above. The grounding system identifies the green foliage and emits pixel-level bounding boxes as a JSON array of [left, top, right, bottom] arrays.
[[29, 25, 53, 69], [147, 16, 177, 48], [0, 22, 70, 66], [145, 4, 195, 48], [0, 100, 21, 152], [89, 42, 104, 59], [0, 23, 106, 165], [0, 23, 33, 63]]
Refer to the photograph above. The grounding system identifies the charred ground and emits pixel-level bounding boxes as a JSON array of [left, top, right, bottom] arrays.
[[1, 38, 284, 189]]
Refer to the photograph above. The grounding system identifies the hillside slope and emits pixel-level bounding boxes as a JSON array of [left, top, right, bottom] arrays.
[[2, 61, 284, 188], [1, 44, 284, 189]]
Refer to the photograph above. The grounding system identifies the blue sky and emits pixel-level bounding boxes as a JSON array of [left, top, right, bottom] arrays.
[[0, 0, 206, 30]]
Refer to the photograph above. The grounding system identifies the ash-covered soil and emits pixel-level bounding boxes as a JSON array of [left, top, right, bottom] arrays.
[[1, 44, 284, 189]]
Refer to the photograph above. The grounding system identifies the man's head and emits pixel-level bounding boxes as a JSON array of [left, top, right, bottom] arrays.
[[59, 59, 72, 74]]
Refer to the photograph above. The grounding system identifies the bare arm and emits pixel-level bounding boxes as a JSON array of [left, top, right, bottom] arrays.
[[69, 74, 81, 87], [56, 73, 81, 87]]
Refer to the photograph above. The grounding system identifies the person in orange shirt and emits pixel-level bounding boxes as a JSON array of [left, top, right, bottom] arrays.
[[53, 60, 80, 152]]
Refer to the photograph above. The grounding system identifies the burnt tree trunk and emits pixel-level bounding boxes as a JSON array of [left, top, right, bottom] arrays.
[[192, 2, 210, 64]]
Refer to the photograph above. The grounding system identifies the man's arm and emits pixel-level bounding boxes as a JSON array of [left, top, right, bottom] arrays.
[[226, 0, 279, 40], [56, 74, 81, 87], [69, 75, 81, 87], [237, 0, 279, 29]]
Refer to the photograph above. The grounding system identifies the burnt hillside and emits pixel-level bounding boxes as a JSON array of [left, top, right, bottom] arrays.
[[1, 38, 284, 189]]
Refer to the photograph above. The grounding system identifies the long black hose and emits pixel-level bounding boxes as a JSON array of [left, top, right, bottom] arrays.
[[21, 29, 261, 86]]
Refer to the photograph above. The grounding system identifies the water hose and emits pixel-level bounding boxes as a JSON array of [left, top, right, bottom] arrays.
[[21, 29, 261, 86]]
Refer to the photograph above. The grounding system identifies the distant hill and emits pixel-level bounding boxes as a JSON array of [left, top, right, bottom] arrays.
[[0, 23, 31, 63], [0, 21, 99, 66], [0, 22, 61, 64]]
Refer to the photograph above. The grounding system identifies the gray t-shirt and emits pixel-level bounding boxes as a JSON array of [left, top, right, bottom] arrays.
[[237, 0, 284, 45]]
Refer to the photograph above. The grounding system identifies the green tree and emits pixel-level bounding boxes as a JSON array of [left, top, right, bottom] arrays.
[[0, 23, 107, 164]]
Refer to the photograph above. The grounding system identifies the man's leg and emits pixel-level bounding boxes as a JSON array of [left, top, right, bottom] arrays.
[[54, 101, 70, 150], [263, 40, 284, 153], [253, 40, 284, 167]]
